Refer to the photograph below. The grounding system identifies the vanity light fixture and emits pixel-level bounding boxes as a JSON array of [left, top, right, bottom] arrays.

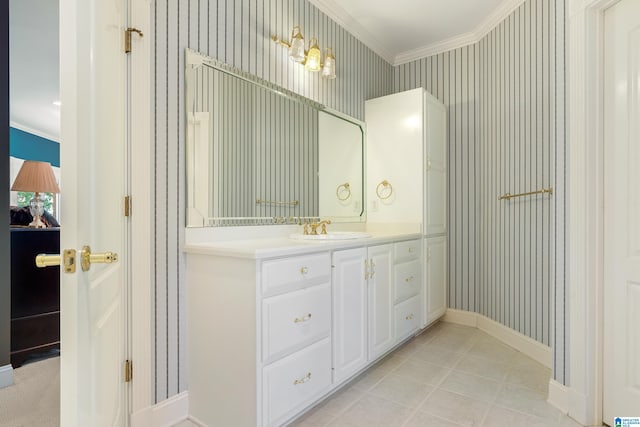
[[271, 27, 336, 79]]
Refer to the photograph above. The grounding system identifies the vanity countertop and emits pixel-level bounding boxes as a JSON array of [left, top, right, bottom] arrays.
[[183, 231, 422, 259]]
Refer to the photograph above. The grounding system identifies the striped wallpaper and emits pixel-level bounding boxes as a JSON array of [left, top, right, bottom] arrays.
[[153, 0, 393, 402], [394, 0, 567, 384], [153, 0, 568, 403]]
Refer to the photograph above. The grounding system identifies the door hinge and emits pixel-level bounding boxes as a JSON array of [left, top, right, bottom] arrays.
[[124, 195, 131, 217], [124, 27, 144, 53], [124, 359, 133, 382]]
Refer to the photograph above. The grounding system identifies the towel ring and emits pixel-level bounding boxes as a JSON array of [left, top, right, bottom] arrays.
[[376, 180, 393, 200], [336, 182, 351, 201]]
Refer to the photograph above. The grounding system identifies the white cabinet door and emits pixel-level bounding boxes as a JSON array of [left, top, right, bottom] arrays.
[[368, 244, 394, 360], [425, 237, 447, 325], [424, 93, 447, 236], [332, 248, 368, 384], [365, 89, 423, 224]]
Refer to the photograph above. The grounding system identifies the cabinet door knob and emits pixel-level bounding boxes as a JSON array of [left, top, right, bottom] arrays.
[[300, 266, 309, 275], [405, 276, 414, 282], [293, 372, 312, 385], [405, 314, 414, 320], [294, 313, 312, 323]]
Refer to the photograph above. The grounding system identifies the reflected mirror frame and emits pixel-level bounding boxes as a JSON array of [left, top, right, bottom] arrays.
[[184, 48, 365, 227]]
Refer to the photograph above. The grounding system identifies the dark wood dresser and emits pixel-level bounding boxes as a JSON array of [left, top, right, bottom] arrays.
[[10, 228, 60, 367]]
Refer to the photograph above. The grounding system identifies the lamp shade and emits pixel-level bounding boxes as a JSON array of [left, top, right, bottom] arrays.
[[305, 38, 321, 72], [11, 160, 61, 193]]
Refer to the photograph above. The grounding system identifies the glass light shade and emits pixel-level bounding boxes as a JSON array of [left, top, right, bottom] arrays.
[[321, 48, 336, 79], [289, 26, 306, 63], [305, 38, 321, 72]]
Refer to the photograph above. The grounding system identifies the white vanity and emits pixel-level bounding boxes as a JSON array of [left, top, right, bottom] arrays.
[[184, 232, 437, 427], [184, 50, 447, 427]]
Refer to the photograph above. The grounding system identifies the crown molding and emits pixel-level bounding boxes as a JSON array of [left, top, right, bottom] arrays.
[[310, 0, 526, 67], [308, 0, 396, 64], [10, 121, 60, 143]]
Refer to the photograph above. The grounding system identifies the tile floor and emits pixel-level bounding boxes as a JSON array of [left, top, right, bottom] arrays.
[[175, 322, 587, 427]]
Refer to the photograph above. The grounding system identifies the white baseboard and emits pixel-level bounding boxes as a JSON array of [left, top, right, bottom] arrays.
[[443, 309, 552, 369], [548, 379, 569, 414], [442, 308, 478, 327], [0, 364, 14, 389], [131, 391, 189, 427]]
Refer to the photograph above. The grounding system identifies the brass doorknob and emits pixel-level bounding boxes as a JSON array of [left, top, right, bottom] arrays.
[[80, 245, 118, 272], [36, 249, 77, 273]]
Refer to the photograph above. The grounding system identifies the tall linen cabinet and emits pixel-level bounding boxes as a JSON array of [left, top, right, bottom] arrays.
[[365, 88, 448, 327]]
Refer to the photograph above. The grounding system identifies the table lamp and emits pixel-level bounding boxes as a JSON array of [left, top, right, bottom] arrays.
[[11, 160, 61, 228]]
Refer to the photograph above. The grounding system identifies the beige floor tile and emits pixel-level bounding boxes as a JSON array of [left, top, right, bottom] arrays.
[[352, 366, 389, 391], [403, 411, 464, 427], [287, 406, 336, 427], [505, 354, 551, 393], [317, 384, 366, 416], [482, 405, 552, 427], [392, 359, 451, 386], [429, 333, 477, 353], [493, 383, 563, 420], [368, 374, 434, 408], [438, 371, 502, 403], [453, 353, 510, 382], [391, 339, 425, 359], [419, 389, 489, 427], [467, 338, 517, 364], [411, 343, 465, 368], [325, 394, 413, 427]]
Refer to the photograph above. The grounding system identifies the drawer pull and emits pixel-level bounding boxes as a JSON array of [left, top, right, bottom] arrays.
[[405, 314, 414, 320], [293, 372, 312, 385], [408, 247, 414, 253], [300, 266, 309, 275], [405, 276, 414, 282], [294, 313, 312, 323]]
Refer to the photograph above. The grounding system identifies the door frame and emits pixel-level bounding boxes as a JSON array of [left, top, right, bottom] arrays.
[[128, 0, 154, 418], [567, 0, 618, 425]]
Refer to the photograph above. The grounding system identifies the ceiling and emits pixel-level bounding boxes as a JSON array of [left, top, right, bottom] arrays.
[[309, 0, 524, 65], [8, 0, 521, 141], [10, 0, 60, 141]]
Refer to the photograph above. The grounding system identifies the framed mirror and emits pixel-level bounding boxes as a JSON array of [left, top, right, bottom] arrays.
[[185, 49, 364, 227]]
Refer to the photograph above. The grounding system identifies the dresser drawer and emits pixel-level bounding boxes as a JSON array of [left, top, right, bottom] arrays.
[[262, 338, 332, 427], [395, 296, 420, 343], [262, 283, 331, 363], [394, 259, 422, 304], [261, 253, 331, 295], [394, 239, 421, 262]]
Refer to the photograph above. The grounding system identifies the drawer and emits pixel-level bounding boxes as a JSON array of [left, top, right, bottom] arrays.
[[395, 296, 420, 343], [262, 338, 332, 427], [394, 239, 421, 262], [261, 253, 331, 295], [394, 259, 422, 304], [262, 283, 331, 364]]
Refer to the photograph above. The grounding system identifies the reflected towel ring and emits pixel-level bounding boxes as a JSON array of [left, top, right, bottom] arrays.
[[376, 180, 393, 200], [336, 182, 351, 201]]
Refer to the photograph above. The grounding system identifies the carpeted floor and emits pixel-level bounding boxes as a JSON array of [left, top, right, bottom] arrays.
[[0, 357, 60, 427]]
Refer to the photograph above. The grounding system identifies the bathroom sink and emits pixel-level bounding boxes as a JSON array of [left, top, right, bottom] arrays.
[[289, 231, 372, 241]]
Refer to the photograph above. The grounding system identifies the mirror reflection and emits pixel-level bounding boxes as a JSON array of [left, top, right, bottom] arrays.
[[185, 49, 364, 227]]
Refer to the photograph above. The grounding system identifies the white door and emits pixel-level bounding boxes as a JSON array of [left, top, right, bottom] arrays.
[[59, 0, 129, 425], [368, 244, 394, 360], [333, 248, 368, 384], [603, 0, 640, 422]]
